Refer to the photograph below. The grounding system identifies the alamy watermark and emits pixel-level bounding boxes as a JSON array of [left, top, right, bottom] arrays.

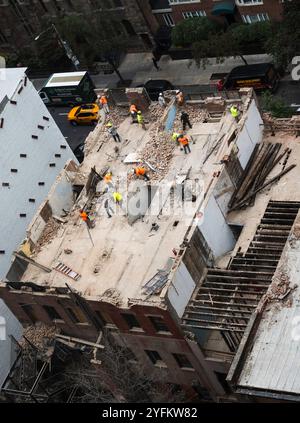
[[0, 316, 6, 341], [291, 56, 300, 81]]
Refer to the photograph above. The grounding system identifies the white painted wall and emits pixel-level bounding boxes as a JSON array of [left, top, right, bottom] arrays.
[[167, 262, 196, 318], [0, 299, 23, 388], [236, 99, 263, 169], [0, 69, 76, 279], [199, 195, 236, 258], [213, 168, 235, 216]]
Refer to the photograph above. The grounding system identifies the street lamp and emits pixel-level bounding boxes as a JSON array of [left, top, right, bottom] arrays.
[[34, 23, 80, 70]]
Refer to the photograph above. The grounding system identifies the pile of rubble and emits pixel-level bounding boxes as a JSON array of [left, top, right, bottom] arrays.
[[173, 104, 205, 129], [34, 217, 61, 252], [141, 128, 176, 182], [21, 323, 57, 352]]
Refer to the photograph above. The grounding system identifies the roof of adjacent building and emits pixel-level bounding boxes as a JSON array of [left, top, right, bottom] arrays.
[[0, 67, 27, 103], [234, 222, 300, 397], [45, 71, 87, 88]]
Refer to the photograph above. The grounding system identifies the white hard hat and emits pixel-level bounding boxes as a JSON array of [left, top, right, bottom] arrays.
[[159, 92, 163, 96], [176, 90, 180, 94]]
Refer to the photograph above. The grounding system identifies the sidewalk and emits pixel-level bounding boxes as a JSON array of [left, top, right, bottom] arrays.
[[31, 52, 274, 91]]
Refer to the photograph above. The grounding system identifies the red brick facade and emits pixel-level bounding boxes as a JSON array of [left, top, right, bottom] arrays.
[[0, 285, 227, 399], [152, 0, 285, 27]]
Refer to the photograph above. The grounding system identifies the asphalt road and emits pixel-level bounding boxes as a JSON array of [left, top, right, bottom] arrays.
[[48, 106, 95, 151]]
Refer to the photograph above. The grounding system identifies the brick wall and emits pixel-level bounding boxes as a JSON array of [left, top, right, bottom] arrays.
[[237, 1, 284, 22], [0, 285, 226, 398]]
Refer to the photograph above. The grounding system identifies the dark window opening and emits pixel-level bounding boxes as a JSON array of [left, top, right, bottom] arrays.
[[49, 163, 56, 167], [32, 135, 38, 139], [2, 182, 9, 187], [43, 116, 49, 121], [121, 313, 141, 329], [43, 305, 63, 321], [60, 145, 67, 149], [148, 316, 170, 333], [20, 303, 36, 323], [20, 154, 27, 158], [55, 153, 61, 158], [19, 213, 26, 217], [17, 86, 23, 94], [66, 308, 80, 324], [28, 198, 35, 203], [38, 182, 45, 186], [10, 100, 17, 105], [173, 353, 193, 369], [145, 350, 162, 365], [37, 125, 44, 130], [10, 169, 18, 173], [0, 250, 5, 254], [0, 118, 3, 128]]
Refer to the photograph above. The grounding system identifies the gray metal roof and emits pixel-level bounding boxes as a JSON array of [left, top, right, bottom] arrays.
[[237, 233, 300, 396]]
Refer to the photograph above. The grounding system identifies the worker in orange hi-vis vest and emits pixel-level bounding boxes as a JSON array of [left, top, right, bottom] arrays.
[[175, 90, 184, 106], [178, 135, 191, 154], [98, 94, 109, 114], [129, 103, 138, 122], [80, 209, 94, 228], [132, 166, 150, 181]]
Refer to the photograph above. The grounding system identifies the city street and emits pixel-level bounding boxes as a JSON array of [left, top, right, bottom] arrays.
[[48, 106, 95, 151]]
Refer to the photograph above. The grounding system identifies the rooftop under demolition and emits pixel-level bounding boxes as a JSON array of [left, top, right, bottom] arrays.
[[5, 89, 256, 307]]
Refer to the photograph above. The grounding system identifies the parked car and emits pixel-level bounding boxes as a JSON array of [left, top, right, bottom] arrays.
[[220, 63, 280, 92], [67, 103, 99, 126], [138, 80, 174, 101]]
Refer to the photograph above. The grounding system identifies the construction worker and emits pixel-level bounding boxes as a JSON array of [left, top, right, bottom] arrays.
[[80, 209, 93, 228], [104, 172, 112, 183], [99, 94, 109, 114], [132, 166, 150, 181], [158, 92, 166, 107], [130, 103, 138, 122], [175, 90, 184, 106], [230, 105, 239, 121], [106, 122, 121, 142], [113, 191, 123, 205], [137, 110, 146, 130], [178, 135, 191, 154], [180, 111, 192, 131], [172, 132, 182, 145]]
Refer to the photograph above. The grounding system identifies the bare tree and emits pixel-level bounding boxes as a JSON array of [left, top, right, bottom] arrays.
[[64, 335, 185, 403]]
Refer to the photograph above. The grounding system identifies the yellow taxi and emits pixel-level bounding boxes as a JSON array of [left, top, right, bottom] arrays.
[[68, 103, 99, 126]]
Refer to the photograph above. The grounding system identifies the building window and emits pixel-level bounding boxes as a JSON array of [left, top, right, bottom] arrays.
[[148, 316, 170, 333], [66, 307, 87, 324], [43, 305, 63, 321], [169, 0, 200, 4], [20, 304, 36, 323], [121, 313, 141, 330], [163, 13, 175, 27], [94, 309, 116, 328], [237, 0, 263, 5], [173, 353, 194, 369], [241, 13, 269, 23], [145, 350, 166, 366], [182, 11, 206, 19]]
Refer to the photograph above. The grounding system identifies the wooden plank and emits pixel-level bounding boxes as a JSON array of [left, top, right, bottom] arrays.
[[13, 251, 52, 273]]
